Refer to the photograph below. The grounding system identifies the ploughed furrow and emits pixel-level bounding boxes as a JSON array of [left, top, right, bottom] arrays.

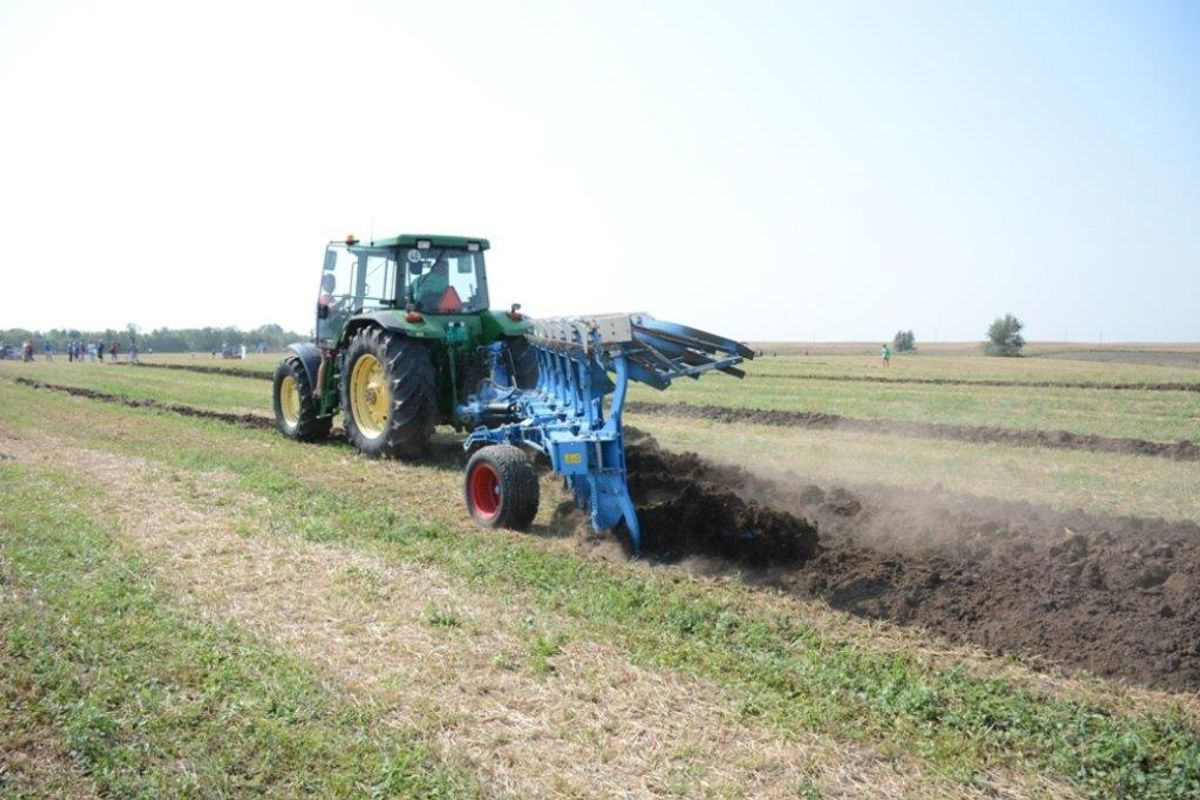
[[120, 361, 272, 380], [617, 429, 1200, 692], [628, 400, 1200, 462], [752, 372, 1200, 392], [15, 376, 1200, 690], [14, 378, 275, 429]]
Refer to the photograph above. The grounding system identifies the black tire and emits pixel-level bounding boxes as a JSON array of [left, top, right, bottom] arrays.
[[341, 327, 436, 458], [464, 444, 539, 530], [273, 358, 332, 442], [503, 335, 539, 389]]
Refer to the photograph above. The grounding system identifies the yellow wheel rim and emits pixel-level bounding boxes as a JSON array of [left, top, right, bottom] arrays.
[[279, 374, 301, 426], [350, 353, 390, 439]]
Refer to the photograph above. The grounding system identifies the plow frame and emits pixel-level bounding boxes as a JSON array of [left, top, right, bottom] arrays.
[[460, 313, 751, 553]]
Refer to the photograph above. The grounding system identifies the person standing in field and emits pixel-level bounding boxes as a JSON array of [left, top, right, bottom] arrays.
[[881, 343, 891, 368], [109, 341, 119, 362], [129, 339, 140, 364]]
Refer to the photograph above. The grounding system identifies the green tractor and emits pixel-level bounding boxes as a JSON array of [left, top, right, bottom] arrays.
[[272, 234, 537, 457]]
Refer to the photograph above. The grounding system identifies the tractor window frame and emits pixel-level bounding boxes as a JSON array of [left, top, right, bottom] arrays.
[[317, 243, 400, 344], [401, 247, 490, 314]]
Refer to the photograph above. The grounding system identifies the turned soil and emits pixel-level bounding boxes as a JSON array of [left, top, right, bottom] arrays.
[[17, 377, 1199, 691], [618, 429, 1200, 692]]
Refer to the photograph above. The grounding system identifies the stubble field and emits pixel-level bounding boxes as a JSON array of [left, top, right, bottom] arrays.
[[1, 346, 1198, 799]]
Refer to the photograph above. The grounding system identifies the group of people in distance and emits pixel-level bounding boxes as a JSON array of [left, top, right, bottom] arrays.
[[11, 338, 139, 363]]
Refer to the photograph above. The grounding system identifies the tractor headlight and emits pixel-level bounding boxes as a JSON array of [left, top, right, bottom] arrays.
[[467, 241, 480, 252], [416, 239, 432, 249]]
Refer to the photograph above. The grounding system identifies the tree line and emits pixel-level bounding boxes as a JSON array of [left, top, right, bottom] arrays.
[[0, 323, 306, 353], [888, 315, 1025, 357]]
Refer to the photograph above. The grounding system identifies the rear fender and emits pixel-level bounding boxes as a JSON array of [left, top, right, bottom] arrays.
[[481, 310, 534, 342], [285, 342, 322, 389], [341, 311, 446, 346]]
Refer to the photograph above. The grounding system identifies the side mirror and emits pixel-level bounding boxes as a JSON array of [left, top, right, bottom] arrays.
[[323, 250, 338, 272]]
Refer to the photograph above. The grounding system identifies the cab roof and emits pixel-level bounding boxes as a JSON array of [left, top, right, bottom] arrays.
[[362, 234, 490, 251]]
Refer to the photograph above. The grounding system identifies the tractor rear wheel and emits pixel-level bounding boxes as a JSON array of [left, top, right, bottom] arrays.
[[504, 335, 539, 389], [464, 444, 539, 530], [273, 358, 332, 441], [342, 327, 436, 458]]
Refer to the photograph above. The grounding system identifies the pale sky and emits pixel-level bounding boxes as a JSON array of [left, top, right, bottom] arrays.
[[1, 0, 1197, 342]]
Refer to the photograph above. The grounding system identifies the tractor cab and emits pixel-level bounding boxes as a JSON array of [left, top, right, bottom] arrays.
[[316, 235, 491, 345]]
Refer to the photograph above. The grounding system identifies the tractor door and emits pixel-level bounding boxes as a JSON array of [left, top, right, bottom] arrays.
[[317, 243, 398, 346]]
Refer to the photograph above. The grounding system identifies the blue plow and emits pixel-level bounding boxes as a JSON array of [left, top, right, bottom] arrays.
[[458, 313, 754, 553]]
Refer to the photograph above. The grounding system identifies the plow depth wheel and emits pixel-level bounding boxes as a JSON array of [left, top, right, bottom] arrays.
[[464, 445, 539, 530]]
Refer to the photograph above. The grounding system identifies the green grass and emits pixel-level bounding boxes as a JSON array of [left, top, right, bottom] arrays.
[[0, 461, 482, 799], [749, 352, 1200, 384], [630, 414, 1200, 522], [628, 374, 1200, 443], [10, 349, 1198, 444], [0, 360, 268, 411], [3, 380, 1197, 798]]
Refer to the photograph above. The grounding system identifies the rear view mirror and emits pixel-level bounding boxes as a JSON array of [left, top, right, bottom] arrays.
[[323, 249, 338, 272]]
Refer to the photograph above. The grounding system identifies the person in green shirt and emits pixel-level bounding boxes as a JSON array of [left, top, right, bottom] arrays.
[[881, 343, 891, 368], [410, 256, 450, 312]]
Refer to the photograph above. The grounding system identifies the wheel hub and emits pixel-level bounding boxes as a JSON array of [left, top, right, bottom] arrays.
[[350, 353, 390, 438], [279, 374, 301, 426]]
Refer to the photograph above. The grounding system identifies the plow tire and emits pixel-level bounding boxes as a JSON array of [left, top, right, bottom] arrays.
[[273, 358, 332, 442], [464, 444, 539, 530], [342, 327, 436, 458], [504, 335, 540, 389]]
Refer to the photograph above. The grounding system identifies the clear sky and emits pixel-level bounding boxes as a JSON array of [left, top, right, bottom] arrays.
[[1, 0, 1196, 342]]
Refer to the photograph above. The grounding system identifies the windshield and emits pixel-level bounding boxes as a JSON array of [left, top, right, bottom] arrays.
[[315, 243, 491, 344], [401, 247, 490, 315]]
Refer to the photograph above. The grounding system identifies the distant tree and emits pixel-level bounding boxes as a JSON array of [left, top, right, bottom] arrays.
[[892, 330, 916, 353], [984, 314, 1025, 357]]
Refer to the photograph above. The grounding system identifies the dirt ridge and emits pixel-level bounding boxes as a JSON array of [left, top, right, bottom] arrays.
[[121, 361, 271, 380], [755, 372, 1200, 392], [14, 378, 275, 429], [621, 429, 1200, 692], [15, 376, 1200, 689], [628, 400, 1200, 462]]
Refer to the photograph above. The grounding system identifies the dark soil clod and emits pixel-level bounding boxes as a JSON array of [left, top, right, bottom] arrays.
[[621, 427, 1200, 692]]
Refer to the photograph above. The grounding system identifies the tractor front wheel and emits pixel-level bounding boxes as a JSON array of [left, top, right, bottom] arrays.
[[273, 358, 332, 441], [342, 327, 437, 458], [464, 444, 539, 530]]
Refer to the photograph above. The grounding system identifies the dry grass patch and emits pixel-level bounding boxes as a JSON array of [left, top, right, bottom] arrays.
[[0, 424, 1066, 799]]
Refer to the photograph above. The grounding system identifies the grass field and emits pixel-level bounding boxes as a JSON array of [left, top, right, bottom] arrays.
[[2, 347, 1199, 798]]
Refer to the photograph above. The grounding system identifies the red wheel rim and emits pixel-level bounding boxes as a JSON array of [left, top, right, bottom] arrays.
[[470, 462, 501, 520]]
